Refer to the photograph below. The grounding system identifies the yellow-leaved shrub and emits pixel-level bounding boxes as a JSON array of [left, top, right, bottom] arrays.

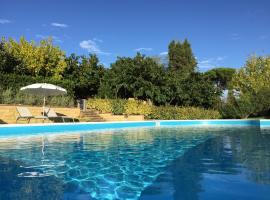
[[87, 98, 221, 119]]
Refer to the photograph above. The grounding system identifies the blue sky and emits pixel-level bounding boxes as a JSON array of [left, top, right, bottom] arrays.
[[0, 0, 269, 70]]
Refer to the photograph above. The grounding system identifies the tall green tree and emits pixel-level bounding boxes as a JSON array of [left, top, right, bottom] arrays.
[[64, 54, 105, 99], [165, 71, 220, 108], [168, 39, 197, 74], [99, 53, 168, 104], [204, 67, 236, 91]]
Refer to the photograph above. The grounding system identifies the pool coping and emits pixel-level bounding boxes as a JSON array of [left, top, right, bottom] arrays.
[[0, 119, 269, 136]]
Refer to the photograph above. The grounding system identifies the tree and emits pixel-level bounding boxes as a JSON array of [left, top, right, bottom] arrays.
[[99, 53, 168, 104], [232, 56, 270, 94], [204, 67, 236, 91], [222, 56, 270, 118], [165, 71, 220, 108], [64, 54, 105, 99], [0, 40, 20, 73], [2, 37, 67, 80], [168, 39, 197, 74]]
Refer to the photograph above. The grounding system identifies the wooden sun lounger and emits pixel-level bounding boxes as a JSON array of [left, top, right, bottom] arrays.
[[44, 107, 75, 123], [16, 107, 48, 123]]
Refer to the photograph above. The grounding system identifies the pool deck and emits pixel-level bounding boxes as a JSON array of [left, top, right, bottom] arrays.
[[0, 119, 269, 136]]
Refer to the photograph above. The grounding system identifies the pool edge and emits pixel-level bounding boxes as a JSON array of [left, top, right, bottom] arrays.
[[0, 119, 268, 136]]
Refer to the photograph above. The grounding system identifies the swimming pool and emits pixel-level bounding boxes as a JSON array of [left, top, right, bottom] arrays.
[[0, 121, 270, 199]]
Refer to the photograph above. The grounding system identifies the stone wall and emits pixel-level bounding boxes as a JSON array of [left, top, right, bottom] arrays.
[[99, 113, 144, 121], [0, 105, 80, 124]]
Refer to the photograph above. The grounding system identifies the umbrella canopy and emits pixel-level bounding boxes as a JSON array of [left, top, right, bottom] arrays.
[[20, 83, 67, 116], [20, 83, 67, 96]]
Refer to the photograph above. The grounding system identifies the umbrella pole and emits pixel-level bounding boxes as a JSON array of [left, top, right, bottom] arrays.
[[43, 96, 46, 116]]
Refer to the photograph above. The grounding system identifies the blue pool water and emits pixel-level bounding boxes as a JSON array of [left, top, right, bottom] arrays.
[[0, 126, 270, 199]]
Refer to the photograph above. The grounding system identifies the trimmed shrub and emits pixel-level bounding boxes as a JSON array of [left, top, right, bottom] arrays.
[[87, 98, 221, 119], [111, 99, 127, 115], [124, 99, 152, 115], [147, 106, 221, 120], [87, 99, 112, 113]]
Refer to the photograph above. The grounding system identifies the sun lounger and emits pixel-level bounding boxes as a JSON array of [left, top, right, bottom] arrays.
[[44, 107, 75, 122], [16, 107, 48, 123]]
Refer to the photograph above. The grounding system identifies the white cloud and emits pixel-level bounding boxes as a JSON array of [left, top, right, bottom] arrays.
[[134, 47, 153, 52], [79, 40, 110, 55], [198, 56, 227, 71], [159, 51, 168, 56], [36, 34, 62, 43], [0, 19, 11, 24], [51, 22, 68, 28], [93, 38, 103, 43], [216, 56, 226, 61]]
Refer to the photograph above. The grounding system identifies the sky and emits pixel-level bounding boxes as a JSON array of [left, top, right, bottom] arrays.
[[0, 0, 269, 70]]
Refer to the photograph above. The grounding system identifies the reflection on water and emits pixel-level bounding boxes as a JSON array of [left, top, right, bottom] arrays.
[[0, 156, 90, 200], [0, 127, 269, 200], [140, 127, 270, 200]]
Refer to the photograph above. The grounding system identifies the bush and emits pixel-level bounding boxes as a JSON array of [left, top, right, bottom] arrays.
[[87, 98, 221, 119], [111, 99, 127, 115], [147, 106, 221, 120], [87, 98, 153, 115], [0, 88, 74, 107], [124, 99, 152, 115], [87, 99, 112, 113], [0, 73, 75, 98], [219, 94, 257, 119]]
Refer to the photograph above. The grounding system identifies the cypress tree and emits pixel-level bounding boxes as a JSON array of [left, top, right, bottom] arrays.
[[168, 39, 197, 74]]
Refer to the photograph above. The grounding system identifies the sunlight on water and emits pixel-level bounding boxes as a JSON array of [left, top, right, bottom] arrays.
[[0, 127, 269, 200]]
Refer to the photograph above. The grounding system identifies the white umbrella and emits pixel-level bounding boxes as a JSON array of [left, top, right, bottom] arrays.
[[20, 83, 67, 115]]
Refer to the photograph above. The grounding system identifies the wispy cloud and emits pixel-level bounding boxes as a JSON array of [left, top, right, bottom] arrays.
[[79, 39, 110, 55], [134, 47, 153, 52], [0, 19, 11, 24], [259, 35, 268, 40], [51, 22, 68, 28], [159, 51, 168, 56], [36, 34, 62, 43], [93, 38, 103, 43], [231, 33, 240, 40], [198, 56, 227, 71]]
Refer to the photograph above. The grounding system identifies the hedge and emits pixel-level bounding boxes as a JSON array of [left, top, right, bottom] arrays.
[[147, 106, 221, 120], [87, 98, 221, 119]]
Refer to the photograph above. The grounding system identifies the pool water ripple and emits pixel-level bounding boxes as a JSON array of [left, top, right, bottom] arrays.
[[0, 127, 219, 199]]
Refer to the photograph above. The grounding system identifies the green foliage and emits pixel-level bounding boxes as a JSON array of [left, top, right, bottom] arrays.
[[2, 37, 67, 80], [87, 99, 112, 113], [0, 89, 74, 107], [63, 54, 105, 99], [219, 96, 253, 119], [221, 56, 270, 118], [124, 99, 152, 115], [111, 99, 127, 115], [165, 72, 221, 108], [0, 36, 222, 110], [147, 106, 221, 120], [87, 98, 220, 119], [98, 53, 168, 105], [204, 67, 236, 91], [0, 73, 75, 98], [168, 39, 197, 74], [232, 56, 270, 94]]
